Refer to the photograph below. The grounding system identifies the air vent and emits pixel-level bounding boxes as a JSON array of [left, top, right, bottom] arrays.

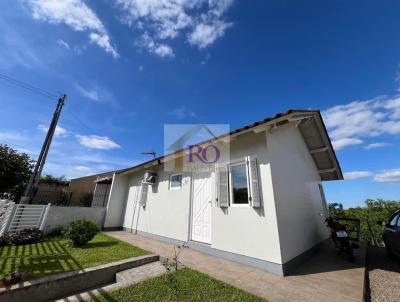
[[143, 170, 157, 185]]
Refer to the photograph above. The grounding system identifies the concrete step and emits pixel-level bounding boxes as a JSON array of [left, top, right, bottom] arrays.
[[116, 261, 167, 285], [56, 260, 167, 302]]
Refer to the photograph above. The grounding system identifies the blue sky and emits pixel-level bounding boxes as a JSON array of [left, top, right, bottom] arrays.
[[1, 0, 400, 208]]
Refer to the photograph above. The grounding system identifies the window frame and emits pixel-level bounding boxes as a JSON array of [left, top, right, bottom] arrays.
[[228, 160, 250, 207], [169, 173, 183, 190]]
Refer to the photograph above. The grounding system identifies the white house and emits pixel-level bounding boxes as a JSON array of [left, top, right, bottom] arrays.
[[101, 109, 343, 276]]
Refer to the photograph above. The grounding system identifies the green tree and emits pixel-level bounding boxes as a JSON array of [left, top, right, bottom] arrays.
[[340, 199, 400, 246], [40, 174, 69, 186], [0, 144, 34, 200], [328, 202, 345, 217]]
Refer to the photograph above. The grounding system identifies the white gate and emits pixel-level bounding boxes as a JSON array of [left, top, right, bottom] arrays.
[[0, 203, 50, 236]]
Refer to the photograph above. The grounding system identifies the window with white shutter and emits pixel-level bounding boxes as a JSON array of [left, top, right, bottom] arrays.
[[139, 182, 149, 207], [247, 156, 261, 208], [216, 165, 229, 207], [229, 162, 250, 205]]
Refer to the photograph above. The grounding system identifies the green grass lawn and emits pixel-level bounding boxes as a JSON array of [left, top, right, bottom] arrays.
[[0, 232, 148, 280], [88, 267, 266, 302]]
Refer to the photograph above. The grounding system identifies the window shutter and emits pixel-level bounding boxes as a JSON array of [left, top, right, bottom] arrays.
[[247, 156, 261, 208], [216, 165, 229, 207], [139, 182, 149, 207]]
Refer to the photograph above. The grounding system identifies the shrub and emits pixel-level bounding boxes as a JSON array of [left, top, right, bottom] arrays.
[[65, 219, 98, 247], [0, 270, 27, 287], [0, 228, 44, 246]]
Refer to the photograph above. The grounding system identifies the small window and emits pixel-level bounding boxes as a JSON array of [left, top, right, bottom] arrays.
[[229, 162, 249, 205], [169, 173, 183, 190]]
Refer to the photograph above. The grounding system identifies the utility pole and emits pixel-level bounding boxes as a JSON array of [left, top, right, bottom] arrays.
[[21, 94, 66, 204]]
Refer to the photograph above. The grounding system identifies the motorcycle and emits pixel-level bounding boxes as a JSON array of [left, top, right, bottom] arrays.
[[323, 215, 355, 262]]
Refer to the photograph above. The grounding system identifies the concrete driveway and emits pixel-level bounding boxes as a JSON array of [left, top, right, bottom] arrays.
[[107, 231, 366, 302]]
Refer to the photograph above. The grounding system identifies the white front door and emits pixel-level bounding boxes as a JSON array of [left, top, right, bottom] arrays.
[[191, 171, 212, 244]]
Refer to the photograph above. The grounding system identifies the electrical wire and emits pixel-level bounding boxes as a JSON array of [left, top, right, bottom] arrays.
[[64, 105, 98, 134], [0, 72, 98, 135], [0, 72, 59, 100]]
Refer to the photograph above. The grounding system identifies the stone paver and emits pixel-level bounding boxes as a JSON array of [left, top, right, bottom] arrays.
[[116, 261, 166, 284], [107, 231, 367, 302]]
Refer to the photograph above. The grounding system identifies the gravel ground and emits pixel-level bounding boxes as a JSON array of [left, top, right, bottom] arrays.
[[367, 246, 400, 302]]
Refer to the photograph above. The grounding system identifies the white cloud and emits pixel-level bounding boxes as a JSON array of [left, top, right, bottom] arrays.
[[167, 106, 196, 119], [76, 84, 99, 101], [374, 169, 400, 183], [323, 96, 400, 150], [75, 84, 118, 108], [37, 124, 67, 137], [188, 20, 232, 49], [0, 131, 27, 142], [115, 0, 234, 57], [44, 162, 95, 178], [331, 137, 363, 150], [26, 0, 118, 58], [76, 135, 120, 150], [57, 39, 70, 50], [138, 33, 174, 58], [153, 43, 174, 57], [365, 142, 391, 150], [89, 33, 119, 58], [343, 171, 373, 180]]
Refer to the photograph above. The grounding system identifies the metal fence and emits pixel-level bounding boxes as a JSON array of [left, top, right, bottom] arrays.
[[32, 190, 108, 207], [335, 217, 361, 241], [1, 190, 109, 208], [0, 202, 50, 235]]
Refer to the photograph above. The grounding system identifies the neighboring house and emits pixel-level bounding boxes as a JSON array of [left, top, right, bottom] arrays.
[[69, 172, 115, 194], [101, 110, 343, 276]]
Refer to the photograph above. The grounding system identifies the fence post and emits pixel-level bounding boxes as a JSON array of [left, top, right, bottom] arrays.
[[39, 203, 51, 231], [0, 202, 15, 236], [67, 192, 73, 206], [4, 203, 17, 234]]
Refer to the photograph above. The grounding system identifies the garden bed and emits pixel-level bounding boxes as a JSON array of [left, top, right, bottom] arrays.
[[0, 232, 149, 281]]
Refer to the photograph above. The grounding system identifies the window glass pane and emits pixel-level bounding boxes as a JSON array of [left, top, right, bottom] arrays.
[[389, 214, 399, 226], [231, 163, 248, 204], [390, 214, 399, 226], [170, 174, 182, 188]]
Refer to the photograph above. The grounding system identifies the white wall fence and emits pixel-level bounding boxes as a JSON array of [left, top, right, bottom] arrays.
[[0, 202, 50, 236]]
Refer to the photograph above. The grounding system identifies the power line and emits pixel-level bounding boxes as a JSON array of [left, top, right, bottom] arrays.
[[0, 72, 99, 135], [0, 72, 59, 100], [64, 105, 98, 134]]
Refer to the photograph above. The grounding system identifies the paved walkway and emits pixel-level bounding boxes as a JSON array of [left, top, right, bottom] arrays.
[[107, 231, 366, 302]]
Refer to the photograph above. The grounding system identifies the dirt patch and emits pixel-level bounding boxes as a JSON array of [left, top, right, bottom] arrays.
[[366, 246, 400, 302]]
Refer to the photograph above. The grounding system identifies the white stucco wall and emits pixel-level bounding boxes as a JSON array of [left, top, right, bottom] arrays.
[[104, 173, 129, 228], [117, 132, 282, 264], [210, 131, 282, 264], [106, 125, 331, 266], [122, 166, 191, 242], [268, 126, 330, 263], [44, 206, 106, 233]]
